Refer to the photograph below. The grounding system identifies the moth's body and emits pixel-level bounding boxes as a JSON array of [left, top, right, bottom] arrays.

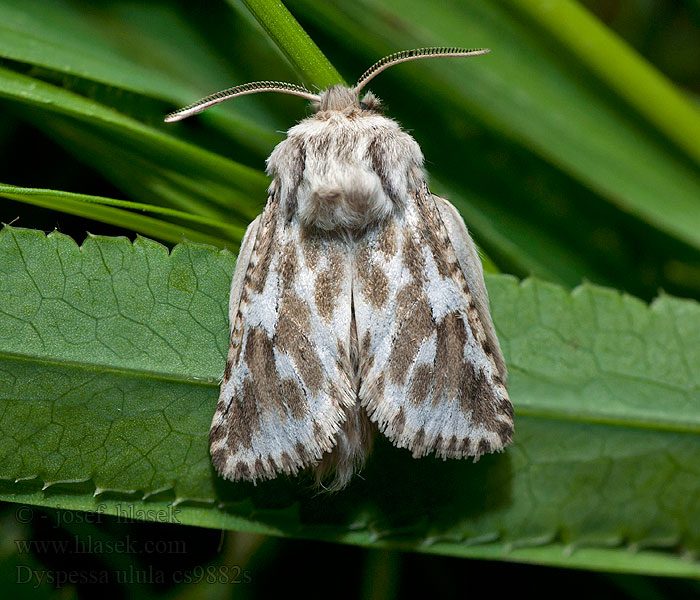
[[208, 83, 514, 490]]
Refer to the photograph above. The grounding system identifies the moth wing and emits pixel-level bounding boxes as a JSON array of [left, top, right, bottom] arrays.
[[210, 194, 355, 483], [226, 215, 260, 329], [353, 189, 513, 459], [433, 195, 507, 377]]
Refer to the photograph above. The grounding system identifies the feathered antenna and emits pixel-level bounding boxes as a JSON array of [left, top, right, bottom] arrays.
[[354, 47, 490, 94], [164, 47, 489, 121], [164, 81, 320, 122]]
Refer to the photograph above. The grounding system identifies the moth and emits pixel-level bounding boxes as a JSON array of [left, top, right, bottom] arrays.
[[166, 47, 513, 491]]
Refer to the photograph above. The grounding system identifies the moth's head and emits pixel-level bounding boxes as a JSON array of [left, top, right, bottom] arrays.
[[312, 84, 382, 114], [313, 84, 368, 113], [164, 47, 489, 123]]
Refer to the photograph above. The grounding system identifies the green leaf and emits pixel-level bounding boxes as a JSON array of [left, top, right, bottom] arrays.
[[508, 0, 700, 168], [0, 64, 267, 217], [0, 0, 291, 155], [0, 184, 245, 248], [24, 116, 254, 227], [0, 0, 192, 100], [0, 225, 699, 578]]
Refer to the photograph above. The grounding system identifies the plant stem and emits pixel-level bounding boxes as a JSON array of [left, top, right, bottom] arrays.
[[238, 0, 345, 89]]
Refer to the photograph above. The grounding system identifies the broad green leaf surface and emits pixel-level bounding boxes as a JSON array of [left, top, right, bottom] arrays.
[[0, 226, 698, 577]]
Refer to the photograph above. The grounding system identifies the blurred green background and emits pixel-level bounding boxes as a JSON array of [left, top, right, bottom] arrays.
[[0, 0, 699, 597]]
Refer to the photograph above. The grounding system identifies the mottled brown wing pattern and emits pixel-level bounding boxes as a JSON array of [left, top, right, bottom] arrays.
[[353, 186, 513, 459], [210, 190, 356, 483]]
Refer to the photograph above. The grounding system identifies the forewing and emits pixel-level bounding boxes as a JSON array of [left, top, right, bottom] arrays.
[[210, 193, 355, 483], [353, 188, 513, 459], [433, 195, 507, 377]]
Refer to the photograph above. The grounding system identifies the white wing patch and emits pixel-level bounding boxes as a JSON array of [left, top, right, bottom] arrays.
[[353, 187, 513, 459]]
